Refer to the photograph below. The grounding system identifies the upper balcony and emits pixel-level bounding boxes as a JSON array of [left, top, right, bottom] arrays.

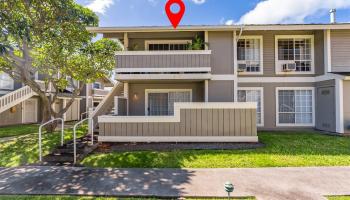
[[115, 50, 212, 81]]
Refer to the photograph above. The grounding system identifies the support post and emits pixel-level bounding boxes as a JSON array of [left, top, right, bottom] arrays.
[[204, 80, 209, 102], [124, 82, 129, 115], [124, 32, 129, 51]]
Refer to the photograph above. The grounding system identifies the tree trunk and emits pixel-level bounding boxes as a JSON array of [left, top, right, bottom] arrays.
[[41, 97, 57, 133]]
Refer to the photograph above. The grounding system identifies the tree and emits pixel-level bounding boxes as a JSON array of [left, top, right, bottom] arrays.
[[0, 0, 121, 131]]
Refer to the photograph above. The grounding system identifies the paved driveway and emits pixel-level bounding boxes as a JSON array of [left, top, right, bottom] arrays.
[[0, 166, 349, 200]]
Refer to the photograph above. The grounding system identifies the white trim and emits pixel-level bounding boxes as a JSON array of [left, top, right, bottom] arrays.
[[145, 89, 193, 116], [115, 67, 211, 73], [275, 87, 315, 127], [238, 87, 264, 127], [335, 79, 344, 133], [98, 136, 259, 143], [116, 50, 211, 55], [99, 102, 257, 123], [145, 40, 192, 51], [238, 77, 315, 83], [87, 24, 350, 33], [123, 82, 129, 115], [324, 30, 332, 73], [212, 75, 237, 81], [116, 74, 212, 81], [63, 99, 67, 121], [237, 35, 264, 75], [275, 35, 315, 75]]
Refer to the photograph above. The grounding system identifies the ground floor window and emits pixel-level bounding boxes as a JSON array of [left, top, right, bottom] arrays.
[[238, 88, 263, 126], [146, 89, 192, 116], [277, 88, 314, 126]]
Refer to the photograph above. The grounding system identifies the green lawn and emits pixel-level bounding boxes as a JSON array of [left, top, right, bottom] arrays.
[[328, 196, 350, 200], [0, 196, 254, 200], [82, 131, 350, 168], [0, 124, 39, 138], [0, 125, 87, 167]]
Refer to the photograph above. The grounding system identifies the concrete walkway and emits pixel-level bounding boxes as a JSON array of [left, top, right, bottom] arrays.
[[0, 166, 350, 200]]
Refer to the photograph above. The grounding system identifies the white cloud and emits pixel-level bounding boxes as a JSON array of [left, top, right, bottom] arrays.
[[86, 0, 115, 14], [239, 0, 350, 24], [191, 0, 206, 5], [225, 19, 235, 25]]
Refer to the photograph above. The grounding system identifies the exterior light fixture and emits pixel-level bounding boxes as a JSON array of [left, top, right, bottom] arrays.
[[224, 181, 234, 199]]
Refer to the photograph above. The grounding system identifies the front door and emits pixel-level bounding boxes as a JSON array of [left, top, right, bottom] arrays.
[[23, 98, 38, 124]]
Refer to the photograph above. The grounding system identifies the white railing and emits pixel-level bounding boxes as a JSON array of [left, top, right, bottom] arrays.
[[38, 118, 64, 162], [73, 118, 93, 164], [0, 86, 35, 113]]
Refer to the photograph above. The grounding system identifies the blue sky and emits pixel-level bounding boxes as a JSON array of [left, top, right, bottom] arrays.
[[75, 0, 350, 27]]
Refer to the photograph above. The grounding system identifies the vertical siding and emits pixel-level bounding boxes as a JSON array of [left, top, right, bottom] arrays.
[[208, 31, 234, 74], [331, 30, 350, 72], [116, 53, 211, 69], [100, 108, 257, 137]]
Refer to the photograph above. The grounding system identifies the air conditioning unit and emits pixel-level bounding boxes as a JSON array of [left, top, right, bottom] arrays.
[[238, 64, 247, 72], [282, 62, 296, 72]]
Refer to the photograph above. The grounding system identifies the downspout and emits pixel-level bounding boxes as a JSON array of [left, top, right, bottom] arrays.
[[233, 25, 244, 102]]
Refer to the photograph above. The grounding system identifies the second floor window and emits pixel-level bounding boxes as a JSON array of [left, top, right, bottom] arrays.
[[145, 40, 191, 51], [276, 35, 314, 74], [0, 72, 14, 90], [93, 82, 102, 89], [237, 36, 263, 74]]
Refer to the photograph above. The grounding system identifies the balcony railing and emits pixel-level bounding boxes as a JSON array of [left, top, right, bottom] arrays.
[[115, 50, 211, 71]]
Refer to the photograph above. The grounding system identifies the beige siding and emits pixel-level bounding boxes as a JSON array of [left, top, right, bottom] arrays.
[[0, 103, 23, 127], [116, 53, 211, 69], [100, 108, 257, 137], [208, 80, 234, 102], [240, 30, 324, 77], [239, 82, 315, 129], [208, 31, 234, 74], [331, 30, 350, 72]]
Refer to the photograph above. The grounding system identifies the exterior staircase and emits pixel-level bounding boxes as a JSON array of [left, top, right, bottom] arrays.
[[91, 81, 124, 124], [0, 86, 36, 113], [39, 134, 98, 166]]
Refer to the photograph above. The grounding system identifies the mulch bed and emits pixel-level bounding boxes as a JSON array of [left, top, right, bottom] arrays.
[[96, 142, 265, 153]]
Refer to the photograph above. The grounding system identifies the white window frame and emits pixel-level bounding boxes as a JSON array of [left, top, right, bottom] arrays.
[[275, 87, 315, 127], [145, 40, 192, 51], [237, 36, 264, 75], [238, 87, 264, 127], [275, 35, 315, 75], [145, 89, 193, 116], [0, 72, 14, 90]]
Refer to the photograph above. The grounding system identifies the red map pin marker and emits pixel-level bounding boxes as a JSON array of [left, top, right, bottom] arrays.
[[165, 0, 185, 29]]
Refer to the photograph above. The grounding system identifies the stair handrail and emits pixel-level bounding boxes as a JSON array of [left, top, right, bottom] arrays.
[[0, 86, 33, 109], [73, 118, 93, 164], [38, 118, 64, 162]]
